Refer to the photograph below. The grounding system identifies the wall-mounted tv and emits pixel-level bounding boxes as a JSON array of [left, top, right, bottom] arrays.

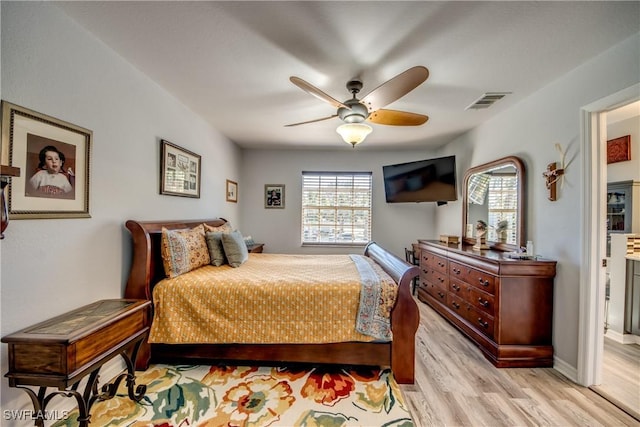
[[382, 155, 457, 203]]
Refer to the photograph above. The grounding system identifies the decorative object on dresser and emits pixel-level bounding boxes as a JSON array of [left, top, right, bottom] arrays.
[[226, 179, 238, 202], [1, 101, 92, 219], [472, 220, 489, 250], [264, 184, 285, 208], [124, 218, 420, 384], [462, 156, 525, 251], [160, 139, 201, 198], [416, 240, 556, 367], [1, 299, 150, 427], [439, 234, 459, 245]]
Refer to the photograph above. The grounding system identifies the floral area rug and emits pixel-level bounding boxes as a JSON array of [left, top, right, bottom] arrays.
[[53, 364, 414, 426]]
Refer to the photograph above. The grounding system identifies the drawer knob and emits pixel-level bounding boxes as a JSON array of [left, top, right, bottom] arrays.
[[438, 277, 444, 283], [452, 284, 460, 291], [478, 298, 489, 307], [453, 268, 461, 275], [478, 278, 490, 287], [437, 292, 445, 299], [478, 318, 489, 329], [452, 301, 460, 309]]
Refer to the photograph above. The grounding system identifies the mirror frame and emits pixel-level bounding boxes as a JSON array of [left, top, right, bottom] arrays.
[[461, 156, 526, 251]]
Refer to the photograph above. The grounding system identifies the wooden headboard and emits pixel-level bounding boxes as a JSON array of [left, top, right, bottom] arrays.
[[124, 218, 228, 300]]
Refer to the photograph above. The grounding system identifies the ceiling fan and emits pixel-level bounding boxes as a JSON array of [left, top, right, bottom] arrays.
[[286, 66, 429, 146]]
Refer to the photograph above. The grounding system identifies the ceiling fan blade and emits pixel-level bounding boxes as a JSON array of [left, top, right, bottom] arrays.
[[284, 114, 338, 127], [361, 66, 429, 112], [290, 76, 349, 110], [367, 109, 429, 126]]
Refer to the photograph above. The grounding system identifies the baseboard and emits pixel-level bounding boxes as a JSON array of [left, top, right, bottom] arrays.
[[553, 355, 578, 383], [605, 329, 640, 344]]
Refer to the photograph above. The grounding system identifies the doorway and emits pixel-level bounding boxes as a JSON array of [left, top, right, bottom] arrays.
[[578, 84, 640, 420]]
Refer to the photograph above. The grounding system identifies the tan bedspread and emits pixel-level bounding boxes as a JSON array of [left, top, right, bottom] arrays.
[[149, 253, 397, 344]]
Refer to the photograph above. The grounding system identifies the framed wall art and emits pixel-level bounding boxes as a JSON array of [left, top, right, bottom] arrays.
[[160, 139, 201, 198], [1, 101, 92, 219], [265, 184, 285, 209], [607, 135, 631, 164], [226, 180, 238, 203]]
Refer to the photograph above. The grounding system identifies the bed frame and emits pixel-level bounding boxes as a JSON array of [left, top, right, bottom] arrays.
[[124, 219, 420, 384]]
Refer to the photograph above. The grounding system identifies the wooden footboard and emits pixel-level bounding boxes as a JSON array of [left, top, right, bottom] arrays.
[[124, 219, 419, 383]]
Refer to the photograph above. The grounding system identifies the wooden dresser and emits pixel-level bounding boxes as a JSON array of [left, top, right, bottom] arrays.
[[416, 240, 556, 367]]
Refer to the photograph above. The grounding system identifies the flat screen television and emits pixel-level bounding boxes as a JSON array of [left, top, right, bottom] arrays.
[[382, 155, 457, 203]]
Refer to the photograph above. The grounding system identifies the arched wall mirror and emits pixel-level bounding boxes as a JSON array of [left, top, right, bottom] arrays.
[[462, 156, 526, 251]]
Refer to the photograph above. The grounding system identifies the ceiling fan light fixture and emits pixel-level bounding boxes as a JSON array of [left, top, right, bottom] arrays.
[[336, 123, 372, 147]]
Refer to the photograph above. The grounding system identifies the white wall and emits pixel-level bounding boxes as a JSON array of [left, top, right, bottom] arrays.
[[607, 115, 640, 183], [0, 2, 241, 414], [434, 33, 640, 371], [240, 148, 446, 257]]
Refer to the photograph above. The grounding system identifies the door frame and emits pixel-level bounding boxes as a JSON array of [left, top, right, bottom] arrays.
[[578, 83, 640, 386]]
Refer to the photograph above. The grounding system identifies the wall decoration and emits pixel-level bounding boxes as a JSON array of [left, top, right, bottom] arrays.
[[226, 179, 238, 203], [265, 184, 285, 209], [542, 143, 567, 201], [160, 139, 201, 198], [1, 101, 92, 219], [607, 135, 631, 164]]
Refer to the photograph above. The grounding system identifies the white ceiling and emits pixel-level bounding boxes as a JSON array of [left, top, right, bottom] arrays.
[[55, 1, 640, 151]]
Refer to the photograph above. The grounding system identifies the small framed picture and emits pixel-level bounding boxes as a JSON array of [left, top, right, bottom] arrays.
[[607, 135, 631, 164], [265, 184, 285, 209], [1, 101, 92, 219], [160, 139, 201, 198], [226, 179, 238, 203]]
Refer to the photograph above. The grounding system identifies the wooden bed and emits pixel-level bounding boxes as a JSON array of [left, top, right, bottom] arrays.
[[124, 218, 420, 384]]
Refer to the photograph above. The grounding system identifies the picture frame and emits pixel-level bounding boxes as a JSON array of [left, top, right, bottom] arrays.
[[160, 139, 201, 198], [1, 101, 92, 219], [265, 184, 285, 209], [226, 180, 238, 203], [607, 135, 631, 164]]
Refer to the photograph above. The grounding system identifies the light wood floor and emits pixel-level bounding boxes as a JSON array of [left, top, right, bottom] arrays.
[[401, 301, 639, 426], [591, 337, 640, 421]]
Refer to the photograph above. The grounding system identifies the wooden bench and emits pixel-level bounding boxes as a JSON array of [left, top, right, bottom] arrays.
[[2, 299, 150, 426]]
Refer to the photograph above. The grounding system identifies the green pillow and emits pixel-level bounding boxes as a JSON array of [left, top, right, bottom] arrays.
[[221, 230, 249, 267], [205, 232, 227, 266]]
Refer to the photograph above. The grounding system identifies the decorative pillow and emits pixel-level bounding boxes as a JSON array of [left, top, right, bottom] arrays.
[[203, 222, 232, 234], [221, 230, 249, 268], [205, 232, 227, 266], [161, 225, 210, 278]]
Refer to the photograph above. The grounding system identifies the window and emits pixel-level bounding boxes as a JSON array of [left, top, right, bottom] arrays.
[[486, 174, 518, 242], [301, 171, 372, 245]]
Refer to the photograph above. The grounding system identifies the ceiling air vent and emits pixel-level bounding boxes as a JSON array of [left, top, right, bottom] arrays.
[[465, 92, 511, 110]]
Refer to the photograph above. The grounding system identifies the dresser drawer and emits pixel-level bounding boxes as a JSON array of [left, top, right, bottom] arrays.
[[423, 268, 448, 289], [447, 293, 467, 317], [449, 279, 465, 295], [449, 261, 496, 294], [425, 282, 447, 303], [422, 251, 448, 273], [465, 304, 495, 340], [468, 286, 495, 316]]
